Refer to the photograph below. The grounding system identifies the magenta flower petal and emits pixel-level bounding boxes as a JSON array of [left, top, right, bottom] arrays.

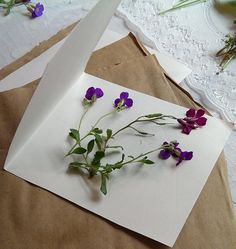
[[196, 117, 207, 126], [120, 92, 129, 99], [159, 149, 171, 159], [196, 109, 205, 118], [125, 98, 133, 108], [182, 126, 192, 134], [186, 108, 196, 117], [94, 88, 104, 98]]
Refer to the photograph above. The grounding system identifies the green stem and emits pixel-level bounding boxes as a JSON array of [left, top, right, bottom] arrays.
[[159, 0, 207, 15], [112, 114, 176, 137], [220, 54, 235, 71], [80, 109, 117, 141], [66, 108, 90, 156], [119, 147, 161, 167], [78, 108, 89, 131]]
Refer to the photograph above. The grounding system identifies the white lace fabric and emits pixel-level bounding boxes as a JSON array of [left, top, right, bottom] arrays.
[[0, 0, 235, 211]]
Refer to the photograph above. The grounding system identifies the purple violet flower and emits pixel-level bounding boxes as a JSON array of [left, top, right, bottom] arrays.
[[114, 92, 133, 109], [159, 141, 193, 166], [177, 108, 207, 135], [85, 87, 104, 101], [28, 3, 44, 18]]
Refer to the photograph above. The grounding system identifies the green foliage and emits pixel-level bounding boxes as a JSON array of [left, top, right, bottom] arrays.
[[72, 147, 87, 155], [69, 129, 80, 141], [87, 140, 95, 154], [66, 110, 179, 195]]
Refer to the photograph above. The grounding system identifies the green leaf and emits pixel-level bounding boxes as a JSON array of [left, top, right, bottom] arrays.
[[100, 173, 108, 195], [137, 159, 155, 164], [87, 139, 95, 154], [104, 164, 113, 173], [69, 129, 80, 141], [72, 147, 87, 154], [4, 0, 15, 16], [94, 134, 103, 150], [94, 134, 103, 143], [144, 113, 163, 118], [92, 151, 105, 164], [82, 98, 91, 106], [106, 129, 112, 139], [92, 128, 103, 134]]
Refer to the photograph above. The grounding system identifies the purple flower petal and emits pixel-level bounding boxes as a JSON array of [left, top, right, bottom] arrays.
[[196, 109, 205, 118], [173, 142, 179, 148], [159, 149, 171, 159], [120, 92, 129, 100], [32, 3, 44, 18], [114, 98, 121, 107], [196, 117, 207, 126], [85, 87, 95, 100], [125, 98, 133, 108], [186, 108, 196, 118], [94, 88, 104, 98], [184, 151, 193, 160], [176, 152, 186, 166]]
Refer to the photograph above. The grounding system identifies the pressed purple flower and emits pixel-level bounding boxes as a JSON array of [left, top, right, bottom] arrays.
[[176, 151, 193, 166], [85, 87, 104, 101], [159, 141, 193, 166], [177, 108, 207, 135], [31, 3, 44, 18], [114, 92, 133, 109]]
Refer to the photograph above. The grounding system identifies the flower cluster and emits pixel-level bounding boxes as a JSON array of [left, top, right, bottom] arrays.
[[0, 1, 44, 18], [159, 141, 193, 166], [177, 108, 207, 134], [66, 86, 207, 195]]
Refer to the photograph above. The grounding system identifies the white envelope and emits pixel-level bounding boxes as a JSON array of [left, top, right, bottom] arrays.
[[3, 0, 231, 247]]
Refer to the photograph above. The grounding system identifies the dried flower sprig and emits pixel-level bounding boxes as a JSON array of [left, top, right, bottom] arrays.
[[159, 0, 207, 15], [0, 0, 44, 17], [66, 87, 206, 195], [216, 32, 236, 71]]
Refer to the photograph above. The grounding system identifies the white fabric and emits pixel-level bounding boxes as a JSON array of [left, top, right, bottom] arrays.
[[0, 0, 235, 211]]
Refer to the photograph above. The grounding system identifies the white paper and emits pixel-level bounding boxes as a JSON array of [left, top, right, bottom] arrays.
[[5, 73, 231, 247], [0, 30, 191, 92]]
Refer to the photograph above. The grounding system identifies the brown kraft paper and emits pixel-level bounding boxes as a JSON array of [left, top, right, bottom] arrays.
[[0, 30, 235, 249]]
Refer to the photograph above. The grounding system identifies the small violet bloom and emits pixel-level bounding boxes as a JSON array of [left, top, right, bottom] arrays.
[[177, 108, 207, 135], [159, 141, 193, 166], [32, 3, 44, 18], [27, 2, 44, 18], [85, 87, 104, 102], [114, 92, 133, 110]]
